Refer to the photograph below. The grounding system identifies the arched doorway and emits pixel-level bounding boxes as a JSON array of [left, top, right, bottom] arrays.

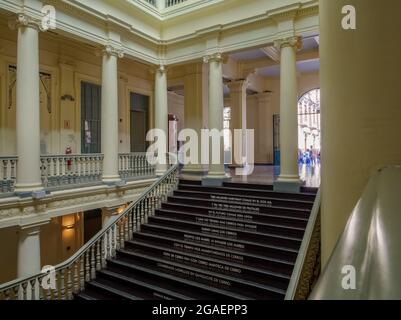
[[298, 88, 321, 165]]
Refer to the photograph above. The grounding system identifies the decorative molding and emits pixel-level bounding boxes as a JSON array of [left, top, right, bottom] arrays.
[[0, 180, 155, 228], [102, 44, 125, 58], [8, 13, 43, 31], [203, 52, 224, 64], [274, 36, 302, 50]]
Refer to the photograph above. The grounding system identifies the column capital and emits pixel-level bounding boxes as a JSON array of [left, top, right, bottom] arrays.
[[100, 44, 124, 58], [8, 13, 43, 31], [203, 52, 227, 64], [274, 36, 302, 50], [150, 64, 169, 75], [227, 79, 248, 93]]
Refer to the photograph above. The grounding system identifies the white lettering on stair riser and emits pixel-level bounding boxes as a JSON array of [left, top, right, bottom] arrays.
[[211, 202, 260, 213], [173, 242, 244, 263], [162, 251, 243, 274], [208, 210, 254, 221], [157, 263, 232, 287], [183, 234, 245, 250], [196, 217, 258, 231], [201, 227, 238, 239], [210, 195, 273, 207]]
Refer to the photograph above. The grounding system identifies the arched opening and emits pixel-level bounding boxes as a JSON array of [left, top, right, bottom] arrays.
[[298, 88, 321, 166]]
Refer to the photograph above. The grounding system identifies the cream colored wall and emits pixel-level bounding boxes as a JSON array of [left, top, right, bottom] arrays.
[[0, 21, 157, 156], [320, 0, 401, 267]]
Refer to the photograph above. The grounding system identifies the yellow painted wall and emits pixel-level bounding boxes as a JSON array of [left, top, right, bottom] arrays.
[[320, 0, 401, 266]]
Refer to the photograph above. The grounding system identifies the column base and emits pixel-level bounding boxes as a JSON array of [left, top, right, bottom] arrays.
[[14, 183, 45, 198], [181, 164, 209, 174], [202, 173, 231, 187], [274, 175, 303, 193], [102, 175, 122, 186]]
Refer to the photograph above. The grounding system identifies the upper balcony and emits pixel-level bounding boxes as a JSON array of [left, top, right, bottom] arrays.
[[128, 0, 226, 19]]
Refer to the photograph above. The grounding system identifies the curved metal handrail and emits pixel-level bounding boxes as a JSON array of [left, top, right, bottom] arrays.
[[309, 166, 401, 300], [285, 189, 321, 300], [0, 163, 179, 300]]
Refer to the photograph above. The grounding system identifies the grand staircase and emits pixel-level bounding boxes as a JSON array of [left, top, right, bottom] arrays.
[[75, 179, 317, 300]]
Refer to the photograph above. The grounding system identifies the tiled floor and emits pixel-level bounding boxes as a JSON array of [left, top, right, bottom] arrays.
[[181, 164, 321, 188], [229, 164, 321, 188]]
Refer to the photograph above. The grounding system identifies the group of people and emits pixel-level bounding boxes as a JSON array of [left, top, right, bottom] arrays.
[[299, 147, 320, 166]]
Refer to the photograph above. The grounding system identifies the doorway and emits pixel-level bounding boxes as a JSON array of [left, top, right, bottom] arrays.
[[81, 82, 101, 154], [130, 93, 149, 152]]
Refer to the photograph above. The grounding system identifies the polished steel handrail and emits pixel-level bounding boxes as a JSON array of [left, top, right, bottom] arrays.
[[309, 166, 401, 300]]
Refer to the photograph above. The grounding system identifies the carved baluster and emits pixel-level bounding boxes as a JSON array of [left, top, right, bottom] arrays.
[[116, 222, 121, 250], [59, 270, 65, 300], [124, 215, 129, 241], [90, 245, 96, 279], [111, 225, 116, 257], [96, 241, 101, 271], [22, 282, 28, 300], [74, 157, 79, 184], [12, 285, 19, 300], [85, 251, 90, 281], [106, 229, 111, 260], [101, 235, 106, 268], [120, 220, 125, 248], [67, 267, 73, 300], [80, 254, 85, 289], [73, 261, 79, 294], [128, 210, 133, 240]]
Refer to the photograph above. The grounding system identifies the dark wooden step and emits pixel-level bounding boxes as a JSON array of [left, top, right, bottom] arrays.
[[140, 224, 299, 261], [85, 280, 145, 300], [122, 241, 291, 290], [146, 216, 303, 249], [161, 201, 309, 228], [130, 233, 295, 275], [106, 258, 252, 300], [174, 189, 313, 210], [178, 184, 316, 203], [114, 249, 286, 299], [96, 269, 194, 300], [167, 195, 311, 219], [154, 209, 306, 238]]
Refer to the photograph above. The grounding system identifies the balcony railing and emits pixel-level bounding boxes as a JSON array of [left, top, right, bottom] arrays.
[[142, 0, 188, 9], [40, 155, 104, 189], [0, 156, 17, 193], [0, 153, 156, 194], [119, 153, 155, 180], [165, 0, 188, 8]]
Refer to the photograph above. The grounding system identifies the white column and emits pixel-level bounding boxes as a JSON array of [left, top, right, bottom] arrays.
[[227, 79, 248, 167], [154, 65, 169, 176], [274, 36, 302, 191], [13, 14, 43, 193], [182, 63, 208, 174], [203, 53, 228, 184], [101, 46, 123, 183], [17, 224, 42, 278]]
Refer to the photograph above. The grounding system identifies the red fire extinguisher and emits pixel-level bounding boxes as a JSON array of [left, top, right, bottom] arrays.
[[65, 146, 72, 171]]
